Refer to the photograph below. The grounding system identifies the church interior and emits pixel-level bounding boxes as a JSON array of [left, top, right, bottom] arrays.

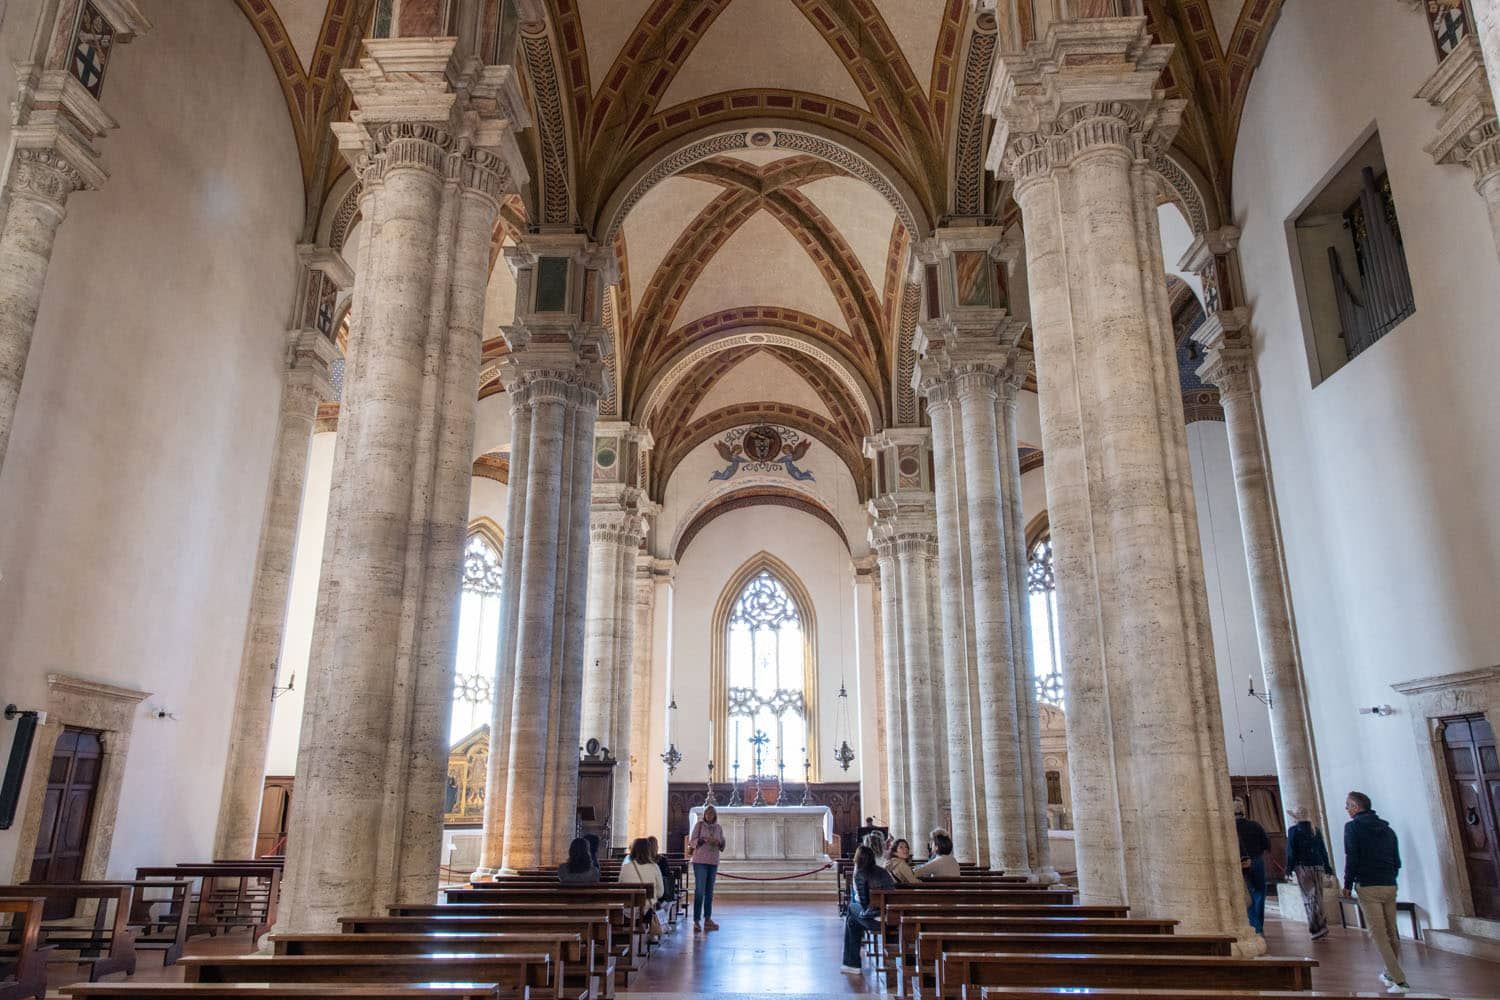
[[2, 0, 1500, 997]]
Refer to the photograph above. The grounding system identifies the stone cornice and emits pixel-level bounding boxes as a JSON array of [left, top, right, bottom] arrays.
[[286, 329, 341, 397], [296, 243, 356, 290], [1392, 666, 1500, 696], [867, 490, 939, 556], [1193, 306, 1255, 400], [1178, 226, 1241, 277]]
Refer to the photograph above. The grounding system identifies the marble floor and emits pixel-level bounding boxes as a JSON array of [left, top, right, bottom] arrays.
[[48, 900, 1500, 999]]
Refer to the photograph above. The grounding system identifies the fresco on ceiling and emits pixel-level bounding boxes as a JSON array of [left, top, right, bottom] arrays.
[[710, 424, 814, 483]]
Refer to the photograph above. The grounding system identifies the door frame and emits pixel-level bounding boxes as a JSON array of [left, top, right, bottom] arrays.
[[1392, 666, 1500, 923], [9, 674, 149, 883]]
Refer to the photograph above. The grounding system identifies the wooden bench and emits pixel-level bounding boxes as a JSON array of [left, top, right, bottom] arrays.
[[909, 932, 1233, 999], [0, 897, 48, 1000], [440, 889, 651, 978], [876, 902, 1128, 978], [0, 884, 135, 981], [269, 935, 580, 1000], [28, 880, 191, 965], [180, 954, 550, 998], [936, 952, 1317, 998], [134, 866, 280, 939], [966, 990, 1449, 1000], [66, 984, 517, 1000]]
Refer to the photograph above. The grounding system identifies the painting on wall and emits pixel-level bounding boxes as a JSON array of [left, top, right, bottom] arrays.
[[710, 425, 815, 483]]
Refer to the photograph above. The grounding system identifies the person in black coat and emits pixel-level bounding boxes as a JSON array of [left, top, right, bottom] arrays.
[[1284, 806, 1334, 940], [840, 845, 894, 974], [1235, 797, 1271, 935], [1342, 791, 1407, 992]]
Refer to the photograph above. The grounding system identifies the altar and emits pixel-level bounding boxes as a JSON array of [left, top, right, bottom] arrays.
[[687, 804, 833, 861]]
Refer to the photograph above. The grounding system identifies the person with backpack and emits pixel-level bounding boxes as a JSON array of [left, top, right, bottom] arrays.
[[1285, 805, 1335, 940]]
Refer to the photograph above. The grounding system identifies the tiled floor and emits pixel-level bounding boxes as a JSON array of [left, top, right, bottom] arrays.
[[38, 901, 1500, 999]]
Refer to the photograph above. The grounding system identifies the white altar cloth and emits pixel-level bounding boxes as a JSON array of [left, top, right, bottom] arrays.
[[688, 805, 833, 861]]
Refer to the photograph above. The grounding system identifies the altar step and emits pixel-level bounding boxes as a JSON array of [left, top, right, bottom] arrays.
[[694, 864, 840, 902]]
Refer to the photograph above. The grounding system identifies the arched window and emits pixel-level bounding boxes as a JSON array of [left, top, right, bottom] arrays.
[[1027, 530, 1065, 709], [450, 531, 502, 745], [725, 569, 807, 775]]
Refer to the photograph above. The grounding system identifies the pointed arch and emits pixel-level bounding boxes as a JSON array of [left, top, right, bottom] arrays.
[[708, 551, 822, 781]]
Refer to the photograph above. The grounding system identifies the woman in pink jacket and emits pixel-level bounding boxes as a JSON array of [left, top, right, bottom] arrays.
[[687, 804, 726, 931]]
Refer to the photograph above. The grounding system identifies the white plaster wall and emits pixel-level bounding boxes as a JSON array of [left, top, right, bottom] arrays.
[[668, 505, 862, 783], [0, 0, 302, 877], [264, 432, 337, 775], [473, 391, 513, 459], [1234, 0, 1500, 927]]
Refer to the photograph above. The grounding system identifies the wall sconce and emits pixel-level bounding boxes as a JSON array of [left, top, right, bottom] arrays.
[[271, 671, 296, 701], [147, 705, 178, 721], [1359, 705, 1395, 717], [1247, 675, 1273, 709]]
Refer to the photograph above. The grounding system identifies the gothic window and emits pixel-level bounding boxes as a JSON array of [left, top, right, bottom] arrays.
[[726, 571, 807, 774], [450, 532, 503, 745], [1027, 531, 1065, 709]]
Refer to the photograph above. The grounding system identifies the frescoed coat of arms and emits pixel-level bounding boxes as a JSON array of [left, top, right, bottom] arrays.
[[710, 424, 814, 482]]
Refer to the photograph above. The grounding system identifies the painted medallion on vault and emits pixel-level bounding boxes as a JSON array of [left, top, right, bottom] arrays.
[[710, 424, 814, 483]]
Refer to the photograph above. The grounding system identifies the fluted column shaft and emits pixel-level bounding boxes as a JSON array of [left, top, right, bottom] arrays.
[[993, 16, 1254, 949], [214, 333, 337, 858], [280, 115, 506, 931], [926, 394, 982, 864]]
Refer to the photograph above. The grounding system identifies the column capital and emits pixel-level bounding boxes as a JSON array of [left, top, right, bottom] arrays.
[[502, 234, 612, 381], [986, 16, 1183, 183], [589, 491, 650, 548], [1177, 226, 1241, 276], [1192, 307, 1257, 402], [297, 243, 356, 290], [7, 69, 119, 201], [865, 427, 933, 495], [1417, 36, 1500, 186], [285, 328, 341, 393], [867, 491, 939, 558]]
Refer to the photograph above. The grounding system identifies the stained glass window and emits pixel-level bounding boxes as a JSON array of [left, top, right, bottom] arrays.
[[451, 533, 502, 745], [726, 571, 806, 774], [1027, 533, 1065, 709]]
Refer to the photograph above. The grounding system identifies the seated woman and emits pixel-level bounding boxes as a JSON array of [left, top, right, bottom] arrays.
[[558, 836, 600, 884], [620, 837, 667, 939], [648, 835, 676, 909], [885, 838, 918, 884], [863, 830, 889, 867], [841, 844, 894, 974]]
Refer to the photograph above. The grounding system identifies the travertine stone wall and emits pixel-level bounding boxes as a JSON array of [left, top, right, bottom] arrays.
[[989, 15, 1257, 951], [278, 40, 514, 933]]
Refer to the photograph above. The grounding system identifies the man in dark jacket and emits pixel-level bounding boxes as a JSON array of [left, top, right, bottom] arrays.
[[1342, 791, 1407, 994], [1234, 798, 1271, 934]]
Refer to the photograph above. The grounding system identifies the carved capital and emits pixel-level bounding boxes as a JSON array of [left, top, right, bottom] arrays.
[[1192, 307, 1256, 402], [8, 146, 84, 207], [867, 491, 939, 558]]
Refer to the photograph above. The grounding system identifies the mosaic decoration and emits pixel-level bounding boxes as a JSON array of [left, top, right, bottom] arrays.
[[70, 2, 114, 99], [710, 425, 814, 483]]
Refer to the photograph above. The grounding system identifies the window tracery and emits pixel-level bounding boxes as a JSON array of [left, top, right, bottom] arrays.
[[1027, 532, 1065, 709], [451, 532, 502, 744], [726, 570, 807, 773]]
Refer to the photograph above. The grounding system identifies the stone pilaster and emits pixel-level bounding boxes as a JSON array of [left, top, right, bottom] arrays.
[[914, 225, 1045, 873], [0, 3, 150, 473], [852, 555, 888, 824], [1416, 35, 1500, 261], [868, 490, 946, 846], [582, 423, 654, 848], [278, 38, 519, 932], [625, 555, 665, 841], [214, 247, 350, 859], [479, 233, 609, 873], [1191, 303, 1324, 837], [989, 15, 1257, 950], [870, 527, 911, 840]]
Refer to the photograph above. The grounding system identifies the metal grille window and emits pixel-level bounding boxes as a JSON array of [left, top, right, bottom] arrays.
[[1027, 534, 1065, 709], [726, 571, 806, 773], [450, 533, 502, 745]]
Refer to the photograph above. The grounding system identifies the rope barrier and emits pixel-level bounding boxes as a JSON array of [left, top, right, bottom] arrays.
[[715, 862, 833, 881]]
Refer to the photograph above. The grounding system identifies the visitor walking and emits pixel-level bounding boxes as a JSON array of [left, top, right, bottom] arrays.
[[688, 804, 726, 932], [1342, 791, 1409, 994], [841, 844, 894, 973], [1285, 805, 1334, 940], [1235, 797, 1270, 935]]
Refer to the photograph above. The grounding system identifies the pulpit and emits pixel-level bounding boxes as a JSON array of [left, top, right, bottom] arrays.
[[576, 739, 617, 846]]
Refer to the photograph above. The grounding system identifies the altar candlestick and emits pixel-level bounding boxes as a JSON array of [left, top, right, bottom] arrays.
[[708, 719, 714, 762]]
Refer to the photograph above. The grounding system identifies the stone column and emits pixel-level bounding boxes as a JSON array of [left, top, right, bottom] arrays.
[[1416, 34, 1500, 261], [0, 4, 151, 473], [1191, 304, 1323, 832], [626, 554, 660, 841], [852, 556, 887, 824], [914, 226, 1043, 873], [869, 491, 945, 845], [581, 423, 653, 848], [214, 248, 349, 858], [277, 40, 517, 932], [988, 16, 1256, 950], [871, 535, 911, 840], [484, 235, 609, 872]]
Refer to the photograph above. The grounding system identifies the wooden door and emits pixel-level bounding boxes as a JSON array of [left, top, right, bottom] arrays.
[[29, 728, 102, 917], [255, 776, 293, 858], [1441, 713, 1500, 919]]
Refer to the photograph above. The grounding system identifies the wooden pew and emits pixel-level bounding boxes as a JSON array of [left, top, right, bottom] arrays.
[[180, 954, 550, 998], [340, 913, 611, 1000], [134, 866, 280, 939], [0, 897, 48, 1000], [66, 985, 512, 1000], [875, 901, 1127, 979], [909, 932, 1233, 999], [441, 888, 651, 978], [27, 880, 191, 965], [967, 991, 1449, 1000], [269, 935, 579, 1000], [936, 952, 1317, 998], [0, 885, 135, 981]]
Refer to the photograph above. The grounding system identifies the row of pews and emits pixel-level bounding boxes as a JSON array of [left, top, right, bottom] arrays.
[[0, 858, 283, 999], [864, 874, 1450, 1000], [3, 853, 685, 1000]]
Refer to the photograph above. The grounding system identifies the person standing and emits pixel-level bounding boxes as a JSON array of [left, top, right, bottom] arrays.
[[841, 844, 894, 973], [1342, 791, 1409, 995], [1235, 797, 1270, 935], [688, 804, 726, 932], [1285, 805, 1335, 941]]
